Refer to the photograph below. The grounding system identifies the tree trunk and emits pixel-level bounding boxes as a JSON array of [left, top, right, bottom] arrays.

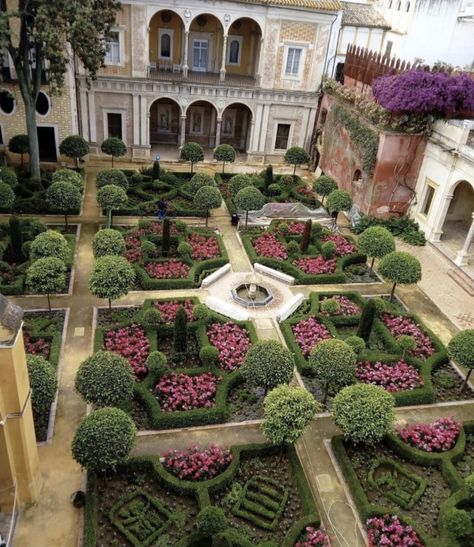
[[322, 383, 328, 405], [369, 257, 375, 276], [107, 209, 112, 229], [20, 152, 24, 166], [461, 369, 472, 393], [76, 157, 80, 168], [293, 164, 297, 178], [108, 298, 112, 315], [24, 96, 41, 178], [47, 293, 51, 316], [390, 282, 397, 302], [190, 161, 194, 174], [222, 161, 225, 174], [111, 155, 114, 168], [245, 210, 249, 229]]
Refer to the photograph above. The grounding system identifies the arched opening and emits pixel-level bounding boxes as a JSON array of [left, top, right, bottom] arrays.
[[353, 169, 362, 182], [149, 10, 184, 73], [220, 103, 253, 152], [226, 18, 262, 80], [186, 100, 218, 148], [150, 97, 180, 145], [189, 14, 224, 74]]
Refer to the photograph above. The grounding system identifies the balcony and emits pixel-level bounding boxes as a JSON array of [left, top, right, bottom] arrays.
[[147, 67, 257, 88]]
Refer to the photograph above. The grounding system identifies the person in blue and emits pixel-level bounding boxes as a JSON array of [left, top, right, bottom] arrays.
[[156, 199, 167, 220]]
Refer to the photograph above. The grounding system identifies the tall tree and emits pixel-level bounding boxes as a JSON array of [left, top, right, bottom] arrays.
[[0, 0, 121, 178]]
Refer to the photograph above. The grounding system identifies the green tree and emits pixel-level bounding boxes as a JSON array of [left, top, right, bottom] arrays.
[[229, 174, 253, 197], [0, 166, 18, 188], [101, 137, 127, 167], [0, 182, 15, 210], [71, 407, 136, 473], [332, 384, 395, 445], [193, 186, 222, 228], [440, 508, 473, 539], [9, 216, 24, 262], [357, 226, 395, 274], [197, 506, 228, 540], [326, 190, 353, 228], [173, 305, 188, 354], [344, 335, 365, 355], [447, 329, 474, 392], [300, 219, 312, 253], [26, 354, 57, 425], [264, 164, 273, 189], [161, 218, 171, 256], [0, 1, 120, 178], [26, 256, 66, 313], [52, 168, 84, 193], [193, 303, 210, 322], [145, 351, 168, 379], [189, 173, 215, 194], [8, 134, 29, 166], [180, 142, 204, 173], [152, 160, 161, 180], [309, 339, 356, 404], [46, 181, 82, 228], [356, 299, 377, 342], [214, 144, 235, 174], [312, 175, 338, 205], [96, 184, 128, 228], [284, 146, 310, 178], [378, 251, 422, 302], [89, 255, 135, 312], [75, 350, 134, 408], [262, 385, 319, 452], [96, 169, 129, 191], [242, 341, 294, 394], [30, 229, 69, 262], [92, 228, 125, 258], [59, 135, 90, 167], [235, 186, 266, 228]]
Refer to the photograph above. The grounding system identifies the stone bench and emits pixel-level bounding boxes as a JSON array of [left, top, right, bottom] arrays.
[[206, 296, 249, 321], [254, 263, 295, 285], [277, 293, 305, 322], [201, 263, 232, 288]]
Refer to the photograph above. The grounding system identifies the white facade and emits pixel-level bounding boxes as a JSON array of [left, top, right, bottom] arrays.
[[376, 0, 474, 68]]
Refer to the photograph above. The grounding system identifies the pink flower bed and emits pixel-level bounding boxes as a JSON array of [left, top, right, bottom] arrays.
[[125, 233, 142, 263], [154, 299, 195, 322], [163, 445, 233, 481], [155, 372, 218, 411], [253, 232, 288, 260], [382, 314, 435, 359], [297, 187, 317, 199], [356, 360, 423, 392], [320, 295, 360, 316], [145, 260, 190, 279], [295, 526, 330, 547], [206, 322, 251, 371], [104, 324, 150, 378], [188, 232, 220, 260], [23, 330, 51, 360], [293, 256, 337, 275], [367, 515, 423, 547], [396, 416, 461, 452], [321, 234, 357, 256], [288, 222, 306, 234], [292, 317, 332, 357]]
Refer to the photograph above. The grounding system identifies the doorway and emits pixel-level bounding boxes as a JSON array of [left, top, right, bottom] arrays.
[[192, 39, 209, 71], [37, 126, 57, 162]]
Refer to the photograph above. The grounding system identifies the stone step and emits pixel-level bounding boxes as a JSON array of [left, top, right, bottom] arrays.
[[448, 267, 474, 296]]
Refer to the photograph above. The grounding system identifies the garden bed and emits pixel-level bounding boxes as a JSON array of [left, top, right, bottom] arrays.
[[332, 420, 474, 546], [83, 443, 323, 547], [0, 220, 78, 295], [280, 291, 473, 408], [241, 222, 372, 285]]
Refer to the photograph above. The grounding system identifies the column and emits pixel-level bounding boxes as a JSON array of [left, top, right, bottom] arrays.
[[247, 119, 255, 152], [132, 95, 140, 146], [455, 212, 474, 267], [220, 34, 228, 82], [251, 104, 263, 152], [179, 115, 187, 147], [183, 31, 189, 78], [215, 118, 222, 148], [131, 5, 149, 78], [140, 95, 148, 147], [210, 109, 216, 148], [255, 37, 264, 85], [87, 91, 97, 143], [79, 88, 89, 141], [240, 110, 248, 150], [431, 192, 454, 242]]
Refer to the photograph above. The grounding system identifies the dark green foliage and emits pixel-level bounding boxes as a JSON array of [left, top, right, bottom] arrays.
[[378, 251, 422, 301], [27, 354, 57, 421], [344, 335, 365, 355], [229, 174, 253, 197], [101, 138, 127, 167], [440, 508, 473, 538], [286, 240, 299, 257], [351, 214, 426, 246], [9, 216, 24, 262], [284, 147, 310, 177], [140, 308, 162, 329], [190, 173, 215, 194], [326, 190, 352, 214], [214, 144, 236, 174], [448, 329, 474, 391], [200, 346, 219, 368], [264, 165, 273, 188], [242, 340, 294, 393], [321, 241, 336, 259], [46, 181, 82, 227], [300, 220, 312, 253], [180, 142, 204, 173], [197, 506, 228, 537], [193, 303, 210, 321], [60, 135, 90, 165], [30, 230, 69, 262], [152, 160, 161, 180], [8, 134, 29, 165], [0, 182, 15, 210], [162, 218, 171, 256], [145, 351, 168, 378], [173, 305, 188, 354], [26, 256, 67, 312], [357, 299, 377, 342], [92, 228, 125, 258], [0, 166, 18, 188], [96, 169, 129, 191], [313, 175, 337, 205], [89, 255, 135, 311]]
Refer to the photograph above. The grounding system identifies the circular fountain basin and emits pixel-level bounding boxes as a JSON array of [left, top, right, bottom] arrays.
[[231, 284, 274, 307]]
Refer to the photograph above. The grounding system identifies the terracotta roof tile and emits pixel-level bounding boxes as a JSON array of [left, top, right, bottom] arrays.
[[342, 2, 390, 28], [235, 0, 341, 11]]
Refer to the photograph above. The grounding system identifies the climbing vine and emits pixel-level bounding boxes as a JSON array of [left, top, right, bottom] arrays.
[[332, 105, 379, 175]]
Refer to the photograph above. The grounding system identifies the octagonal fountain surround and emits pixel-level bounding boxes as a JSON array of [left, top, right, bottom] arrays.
[[230, 273, 273, 308]]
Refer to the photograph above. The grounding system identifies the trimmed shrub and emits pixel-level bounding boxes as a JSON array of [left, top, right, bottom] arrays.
[[190, 173, 215, 194], [59, 135, 89, 166], [332, 384, 395, 445], [8, 216, 23, 262], [71, 407, 136, 473], [0, 166, 18, 188], [52, 168, 84, 192], [399, 334, 416, 358], [145, 351, 168, 378], [30, 230, 69, 262], [97, 184, 128, 227], [152, 160, 161, 180], [447, 329, 474, 391], [229, 174, 253, 197], [173, 305, 188, 354], [8, 134, 29, 165], [193, 303, 210, 321], [180, 142, 204, 173], [27, 355, 57, 419], [162, 218, 171, 256], [75, 351, 134, 407], [267, 183, 281, 196], [89, 255, 135, 311], [200, 346, 219, 368], [0, 182, 15, 210], [264, 164, 274, 188], [92, 229, 125, 258], [46, 181, 82, 226], [378, 251, 422, 302], [356, 299, 377, 342], [357, 226, 395, 273], [326, 190, 352, 214], [193, 186, 222, 227], [320, 298, 340, 315], [321, 241, 336, 259], [242, 340, 294, 393], [101, 137, 127, 167], [140, 308, 162, 329], [178, 241, 192, 258], [214, 144, 236, 174], [440, 508, 473, 538], [235, 186, 266, 227], [286, 240, 300, 257], [284, 146, 310, 177], [26, 257, 67, 311], [344, 335, 365, 355], [96, 169, 129, 191], [197, 506, 228, 537], [313, 175, 337, 205]]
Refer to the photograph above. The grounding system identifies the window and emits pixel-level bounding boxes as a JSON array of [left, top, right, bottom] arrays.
[[275, 124, 291, 150], [0, 90, 15, 115], [421, 184, 436, 216], [227, 37, 243, 66], [285, 47, 302, 76], [385, 40, 393, 56], [105, 32, 121, 65], [35, 91, 51, 116], [159, 29, 174, 60], [107, 113, 122, 139]]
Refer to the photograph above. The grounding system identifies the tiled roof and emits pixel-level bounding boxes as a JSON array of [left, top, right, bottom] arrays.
[[235, 0, 341, 11], [342, 2, 390, 28]]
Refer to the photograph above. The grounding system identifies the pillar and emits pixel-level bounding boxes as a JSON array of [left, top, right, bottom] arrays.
[[454, 212, 474, 267], [140, 95, 148, 147], [215, 118, 222, 148], [247, 119, 256, 153], [179, 115, 187, 147], [87, 91, 97, 143], [183, 31, 189, 78], [132, 95, 140, 146], [210, 109, 216, 148], [79, 88, 89, 142], [131, 5, 149, 78], [240, 110, 248, 150], [255, 37, 264, 84], [220, 34, 228, 82], [431, 192, 454, 242]]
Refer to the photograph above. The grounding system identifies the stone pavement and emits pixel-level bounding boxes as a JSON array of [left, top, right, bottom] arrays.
[[4, 158, 473, 547]]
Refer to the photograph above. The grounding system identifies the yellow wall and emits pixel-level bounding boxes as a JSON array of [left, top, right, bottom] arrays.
[[99, 4, 132, 78], [226, 19, 261, 76], [149, 11, 183, 65]]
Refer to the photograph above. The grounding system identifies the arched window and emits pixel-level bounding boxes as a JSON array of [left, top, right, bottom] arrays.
[[160, 33, 171, 58], [228, 39, 241, 65], [406, 1, 411, 11]]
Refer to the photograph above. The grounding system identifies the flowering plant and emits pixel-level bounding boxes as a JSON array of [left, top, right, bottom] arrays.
[[320, 234, 357, 256], [124, 233, 142, 263], [253, 232, 288, 260], [293, 256, 337, 275], [206, 322, 251, 371], [396, 416, 461, 452], [155, 372, 218, 411], [188, 232, 220, 260], [145, 260, 190, 279], [294, 526, 330, 547], [356, 360, 423, 392], [292, 317, 332, 357], [154, 299, 195, 322], [163, 445, 232, 481], [23, 330, 51, 359], [320, 295, 360, 316], [382, 314, 435, 358], [297, 188, 317, 199], [104, 323, 150, 377], [367, 515, 423, 546], [288, 222, 306, 234]]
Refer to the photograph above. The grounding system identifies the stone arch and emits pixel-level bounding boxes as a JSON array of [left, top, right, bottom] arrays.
[[148, 10, 186, 72], [220, 103, 253, 152], [185, 100, 219, 148], [149, 97, 182, 145], [228, 16, 264, 37]]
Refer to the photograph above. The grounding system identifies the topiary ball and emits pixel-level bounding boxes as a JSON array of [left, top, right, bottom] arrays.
[[344, 336, 366, 355], [196, 506, 228, 537], [140, 308, 162, 329], [321, 241, 336, 259], [145, 351, 168, 379], [193, 303, 210, 322], [200, 345, 219, 368], [96, 169, 129, 191], [320, 298, 340, 315], [27, 355, 57, 418]]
